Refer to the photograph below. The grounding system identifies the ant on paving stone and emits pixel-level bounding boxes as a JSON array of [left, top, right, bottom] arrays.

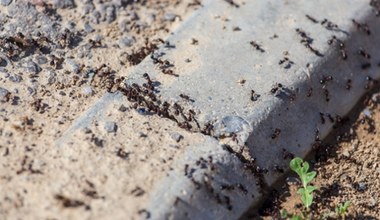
[[352, 19, 371, 35], [271, 128, 281, 139], [327, 36, 347, 60], [305, 14, 319, 23], [250, 41, 265, 53]]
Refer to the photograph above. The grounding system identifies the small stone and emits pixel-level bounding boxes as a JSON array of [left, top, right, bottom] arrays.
[[24, 61, 41, 74], [82, 5, 93, 16], [82, 86, 94, 96], [84, 23, 94, 33], [91, 11, 101, 24], [81, 127, 92, 134], [119, 36, 135, 47], [0, 0, 12, 6], [118, 19, 128, 32], [104, 121, 117, 133], [47, 71, 57, 85], [106, 5, 116, 23], [0, 87, 10, 102], [0, 57, 8, 67], [118, 104, 128, 112], [66, 59, 80, 73], [221, 116, 249, 133], [137, 108, 147, 115], [34, 55, 48, 65], [27, 87, 36, 95], [354, 182, 367, 192], [52, 0, 75, 8], [164, 13, 177, 22], [9, 74, 22, 83], [170, 132, 183, 143], [363, 108, 372, 117]]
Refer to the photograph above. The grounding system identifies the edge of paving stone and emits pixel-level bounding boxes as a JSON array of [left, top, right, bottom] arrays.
[[55, 4, 380, 220]]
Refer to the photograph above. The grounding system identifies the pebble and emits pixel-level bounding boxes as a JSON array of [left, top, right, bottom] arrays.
[[91, 11, 101, 24], [104, 121, 117, 133], [164, 13, 177, 22], [24, 61, 41, 74], [0, 68, 9, 78], [82, 86, 94, 96], [82, 4, 94, 16], [118, 104, 128, 112], [363, 108, 372, 118], [119, 36, 135, 47], [221, 115, 249, 133], [27, 87, 36, 95], [84, 22, 94, 33], [34, 55, 48, 65], [170, 132, 183, 143], [0, 57, 7, 67], [66, 59, 80, 73], [47, 71, 57, 85], [118, 19, 128, 32], [0, 87, 10, 102], [52, 0, 75, 9], [137, 108, 147, 115], [106, 5, 116, 23], [0, 0, 12, 6], [9, 74, 22, 83]]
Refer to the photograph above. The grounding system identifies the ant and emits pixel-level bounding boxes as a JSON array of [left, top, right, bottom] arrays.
[[352, 19, 371, 35], [271, 128, 281, 139], [250, 90, 260, 101], [250, 41, 265, 53], [305, 14, 318, 23]]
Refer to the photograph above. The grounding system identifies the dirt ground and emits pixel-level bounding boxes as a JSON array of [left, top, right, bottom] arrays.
[[0, 1, 204, 219], [257, 89, 380, 219]]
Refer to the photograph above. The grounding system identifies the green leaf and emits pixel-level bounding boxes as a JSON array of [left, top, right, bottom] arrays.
[[290, 157, 303, 173], [300, 160, 310, 174], [305, 185, 317, 193], [303, 171, 317, 185], [301, 191, 313, 208], [335, 201, 351, 216], [291, 215, 302, 220], [280, 209, 288, 218]]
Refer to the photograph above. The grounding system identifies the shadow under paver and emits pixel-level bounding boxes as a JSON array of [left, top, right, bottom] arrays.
[[58, 0, 380, 219]]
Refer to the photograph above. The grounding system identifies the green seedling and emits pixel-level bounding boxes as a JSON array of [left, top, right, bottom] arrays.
[[290, 157, 317, 211], [335, 201, 351, 217]]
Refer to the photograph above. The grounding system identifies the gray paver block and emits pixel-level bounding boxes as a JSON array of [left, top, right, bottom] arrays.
[[58, 0, 380, 219]]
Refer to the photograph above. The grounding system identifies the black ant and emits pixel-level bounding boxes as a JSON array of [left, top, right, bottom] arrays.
[[250, 41, 265, 53], [250, 90, 260, 101], [305, 14, 318, 23], [352, 19, 371, 35], [271, 128, 281, 139]]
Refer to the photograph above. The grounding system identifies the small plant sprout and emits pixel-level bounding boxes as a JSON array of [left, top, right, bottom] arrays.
[[290, 157, 317, 211], [335, 201, 351, 217], [281, 157, 350, 220]]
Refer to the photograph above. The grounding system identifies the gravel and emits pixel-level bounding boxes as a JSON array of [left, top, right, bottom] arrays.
[[164, 13, 177, 22], [118, 104, 128, 112], [119, 36, 135, 47], [52, 0, 75, 9], [104, 121, 117, 133], [0, 87, 10, 102], [82, 86, 94, 96], [24, 61, 41, 74], [170, 132, 183, 143]]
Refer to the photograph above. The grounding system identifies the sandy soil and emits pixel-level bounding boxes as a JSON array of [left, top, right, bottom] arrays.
[[0, 1, 204, 219]]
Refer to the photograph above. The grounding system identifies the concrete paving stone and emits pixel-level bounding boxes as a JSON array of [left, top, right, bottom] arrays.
[[58, 0, 380, 219]]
